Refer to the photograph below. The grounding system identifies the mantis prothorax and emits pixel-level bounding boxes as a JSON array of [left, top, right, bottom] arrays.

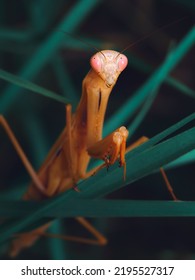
[[0, 49, 177, 257]]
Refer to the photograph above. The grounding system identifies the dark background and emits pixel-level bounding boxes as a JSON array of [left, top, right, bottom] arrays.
[[0, 0, 195, 259]]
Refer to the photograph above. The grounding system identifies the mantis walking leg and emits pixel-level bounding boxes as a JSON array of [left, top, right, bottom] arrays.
[[0, 115, 46, 195], [0, 114, 106, 256], [10, 217, 107, 257], [126, 136, 178, 201], [36, 217, 107, 246]]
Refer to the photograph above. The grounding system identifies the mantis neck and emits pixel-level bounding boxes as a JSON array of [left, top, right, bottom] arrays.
[[75, 69, 115, 148]]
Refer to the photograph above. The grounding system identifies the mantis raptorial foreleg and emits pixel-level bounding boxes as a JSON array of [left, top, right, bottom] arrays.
[[84, 132, 178, 201]]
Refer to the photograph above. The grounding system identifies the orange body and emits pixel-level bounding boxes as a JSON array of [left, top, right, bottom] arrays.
[[9, 50, 129, 256]]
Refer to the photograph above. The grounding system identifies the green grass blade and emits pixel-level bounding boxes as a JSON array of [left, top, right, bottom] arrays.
[[127, 113, 195, 156], [167, 76, 195, 99], [0, 68, 70, 104], [2, 199, 195, 218], [127, 87, 160, 137], [51, 54, 79, 108], [167, 150, 195, 168], [0, 28, 33, 41]]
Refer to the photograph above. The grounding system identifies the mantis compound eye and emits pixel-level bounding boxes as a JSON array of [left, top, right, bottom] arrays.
[[118, 54, 128, 72], [90, 54, 102, 73]]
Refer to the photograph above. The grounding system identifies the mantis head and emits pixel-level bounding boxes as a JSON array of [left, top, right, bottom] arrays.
[[90, 50, 128, 88]]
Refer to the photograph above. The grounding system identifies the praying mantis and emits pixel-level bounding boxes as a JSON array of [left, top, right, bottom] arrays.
[[0, 47, 178, 257]]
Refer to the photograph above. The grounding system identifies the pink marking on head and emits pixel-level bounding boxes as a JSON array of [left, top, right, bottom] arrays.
[[118, 54, 128, 72], [90, 54, 102, 73]]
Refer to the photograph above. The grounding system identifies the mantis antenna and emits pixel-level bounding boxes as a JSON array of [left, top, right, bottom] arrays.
[[57, 30, 106, 59], [116, 15, 189, 58]]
